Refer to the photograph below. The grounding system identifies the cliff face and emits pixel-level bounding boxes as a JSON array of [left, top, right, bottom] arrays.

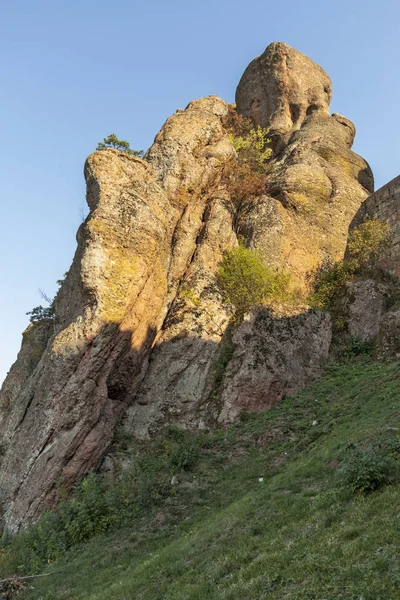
[[348, 175, 400, 278], [0, 42, 372, 529], [341, 175, 400, 360]]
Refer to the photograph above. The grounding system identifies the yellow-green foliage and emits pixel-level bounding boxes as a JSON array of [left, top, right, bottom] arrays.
[[228, 125, 272, 167], [223, 108, 272, 208], [310, 258, 357, 315], [179, 288, 200, 307], [347, 219, 389, 267], [310, 219, 390, 314], [217, 245, 291, 321]]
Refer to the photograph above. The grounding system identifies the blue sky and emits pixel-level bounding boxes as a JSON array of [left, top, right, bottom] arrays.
[[0, 0, 399, 383]]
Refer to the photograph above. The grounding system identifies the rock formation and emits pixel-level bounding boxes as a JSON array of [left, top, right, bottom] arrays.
[[342, 175, 400, 358], [348, 175, 400, 277], [0, 42, 373, 529], [236, 42, 373, 282]]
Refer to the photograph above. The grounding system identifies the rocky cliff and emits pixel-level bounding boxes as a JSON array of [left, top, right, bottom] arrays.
[[341, 175, 400, 359], [0, 42, 373, 530]]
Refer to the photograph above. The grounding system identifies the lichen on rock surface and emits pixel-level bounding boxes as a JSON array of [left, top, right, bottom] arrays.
[[236, 41, 333, 137], [236, 42, 374, 285], [338, 174, 400, 358], [0, 42, 376, 529], [214, 308, 332, 425]]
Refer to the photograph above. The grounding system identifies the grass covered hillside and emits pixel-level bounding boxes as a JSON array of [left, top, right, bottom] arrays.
[[2, 357, 400, 599]]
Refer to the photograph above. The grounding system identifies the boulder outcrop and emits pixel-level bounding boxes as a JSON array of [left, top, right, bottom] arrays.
[[236, 41, 332, 138], [340, 174, 400, 357], [0, 97, 234, 530], [348, 174, 400, 277], [343, 279, 389, 342], [0, 42, 373, 528], [376, 309, 400, 360], [215, 309, 332, 425], [236, 42, 373, 283]]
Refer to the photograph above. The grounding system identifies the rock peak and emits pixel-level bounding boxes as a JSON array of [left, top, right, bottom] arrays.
[[236, 42, 332, 138]]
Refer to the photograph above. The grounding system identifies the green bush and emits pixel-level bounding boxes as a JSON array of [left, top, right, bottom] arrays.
[[26, 274, 67, 323], [217, 245, 291, 322], [309, 219, 390, 314], [337, 446, 397, 494], [347, 219, 389, 267], [26, 304, 56, 323], [96, 133, 144, 156], [228, 125, 272, 166], [309, 257, 358, 315], [347, 337, 375, 357], [162, 427, 201, 472], [0, 429, 202, 575]]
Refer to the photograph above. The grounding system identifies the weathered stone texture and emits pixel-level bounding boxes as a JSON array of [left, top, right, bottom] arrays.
[[124, 41, 369, 436], [236, 42, 332, 138], [376, 309, 400, 360], [343, 279, 389, 342], [0, 98, 235, 530], [341, 175, 400, 358], [236, 42, 373, 285], [0, 320, 53, 413], [0, 43, 375, 529], [349, 175, 400, 277], [0, 150, 175, 531], [125, 192, 237, 438], [215, 309, 332, 425]]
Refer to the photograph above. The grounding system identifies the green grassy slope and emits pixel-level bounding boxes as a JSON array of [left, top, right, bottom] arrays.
[[7, 360, 400, 599]]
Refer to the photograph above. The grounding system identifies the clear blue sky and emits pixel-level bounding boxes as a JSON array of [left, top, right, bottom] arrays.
[[1, 0, 399, 384]]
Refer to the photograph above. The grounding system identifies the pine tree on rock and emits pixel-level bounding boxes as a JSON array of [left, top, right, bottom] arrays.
[[96, 133, 144, 156]]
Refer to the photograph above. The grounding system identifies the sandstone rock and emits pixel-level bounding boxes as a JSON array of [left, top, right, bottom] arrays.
[[344, 279, 389, 342], [146, 95, 233, 195], [376, 309, 400, 360], [236, 42, 332, 139], [124, 192, 236, 438], [0, 150, 175, 530], [0, 97, 235, 530], [215, 308, 332, 425], [236, 43, 373, 285], [348, 174, 400, 277], [0, 320, 53, 413], [343, 176, 400, 356], [131, 40, 374, 441], [0, 44, 374, 529]]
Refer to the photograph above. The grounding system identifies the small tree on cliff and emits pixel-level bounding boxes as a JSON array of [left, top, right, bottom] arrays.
[[26, 275, 67, 323], [96, 133, 144, 157]]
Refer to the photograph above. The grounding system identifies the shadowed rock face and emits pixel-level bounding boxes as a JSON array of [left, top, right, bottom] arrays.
[[0, 98, 235, 530], [348, 175, 400, 278], [339, 175, 400, 360], [0, 43, 373, 528], [215, 309, 332, 425]]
